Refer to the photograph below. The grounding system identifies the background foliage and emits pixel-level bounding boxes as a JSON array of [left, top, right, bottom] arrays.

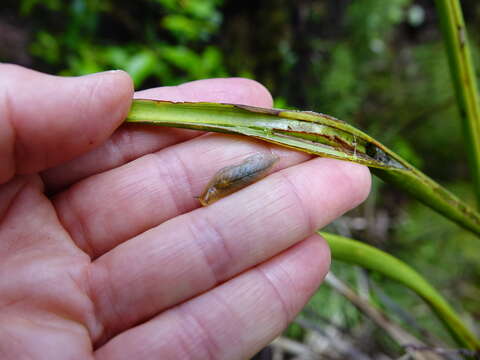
[[1, 0, 479, 357]]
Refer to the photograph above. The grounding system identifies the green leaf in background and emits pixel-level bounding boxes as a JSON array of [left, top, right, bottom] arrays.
[[162, 15, 202, 41], [124, 50, 157, 87], [29, 31, 60, 65]]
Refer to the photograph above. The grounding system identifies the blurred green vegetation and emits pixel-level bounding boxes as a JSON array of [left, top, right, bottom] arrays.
[[1, 0, 479, 357], [4, 0, 227, 87]]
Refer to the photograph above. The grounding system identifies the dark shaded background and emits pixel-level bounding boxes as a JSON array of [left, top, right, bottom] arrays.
[[1, 0, 479, 358]]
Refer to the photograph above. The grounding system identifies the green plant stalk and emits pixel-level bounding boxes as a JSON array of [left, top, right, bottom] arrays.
[[126, 99, 480, 237], [324, 273, 444, 360], [321, 231, 480, 350], [435, 0, 480, 207]]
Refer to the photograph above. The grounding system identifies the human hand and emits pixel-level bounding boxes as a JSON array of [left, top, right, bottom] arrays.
[[0, 64, 371, 359]]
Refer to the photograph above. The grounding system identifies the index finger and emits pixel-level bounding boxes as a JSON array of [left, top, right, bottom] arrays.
[[42, 78, 273, 192]]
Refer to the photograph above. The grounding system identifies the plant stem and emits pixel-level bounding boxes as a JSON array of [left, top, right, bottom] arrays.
[[322, 232, 480, 350], [435, 0, 480, 207], [126, 99, 480, 237]]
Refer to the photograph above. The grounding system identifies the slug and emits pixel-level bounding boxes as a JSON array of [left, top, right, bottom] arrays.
[[199, 152, 279, 206]]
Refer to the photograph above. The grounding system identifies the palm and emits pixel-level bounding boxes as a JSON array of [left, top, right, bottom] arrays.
[[0, 67, 370, 359], [0, 175, 95, 357]]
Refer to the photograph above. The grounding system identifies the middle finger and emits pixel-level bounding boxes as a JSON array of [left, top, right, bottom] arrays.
[[54, 134, 310, 257], [87, 156, 369, 342]]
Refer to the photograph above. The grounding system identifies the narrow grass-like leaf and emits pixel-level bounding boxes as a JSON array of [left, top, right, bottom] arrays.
[[126, 99, 480, 237], [435, 0, 480, 207], [321, 231, 480, 350], [325, 273, 443, 360]]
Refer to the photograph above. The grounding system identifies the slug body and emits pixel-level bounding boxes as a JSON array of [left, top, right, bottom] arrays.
[[199, 152, 279, 206]]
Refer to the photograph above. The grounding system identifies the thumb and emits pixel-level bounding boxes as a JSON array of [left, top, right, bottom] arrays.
[[0, 64, 133, 184]]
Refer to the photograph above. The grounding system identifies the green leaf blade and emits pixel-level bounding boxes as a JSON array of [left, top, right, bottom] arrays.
[[126, 99, 480, 237]]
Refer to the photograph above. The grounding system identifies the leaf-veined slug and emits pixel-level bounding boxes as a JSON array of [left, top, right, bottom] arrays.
[[199, 152, 279, 206]]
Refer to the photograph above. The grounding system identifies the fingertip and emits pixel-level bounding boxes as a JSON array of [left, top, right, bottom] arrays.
[[235, 78, 274, 107], [305, 158, 370, 211], [177, 77, 274, 107], [333, 160, 372, 207], [98, 70, 134, 107], [135, 77, 273, 108], [77, 70, 134, 141], [190, 77, 273, 107]]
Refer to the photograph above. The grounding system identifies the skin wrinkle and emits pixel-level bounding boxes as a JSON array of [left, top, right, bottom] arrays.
[[0, 256, 96, 358], [0, 84, 16, 182], [176, 304, 220, 360], [1, 320, 28, 359], [224, 190, 295, 261], [166, 328, 205, 359], [71, 77, 102, 148], [81, 264, 106, 345], [185, 211, 236, 286], [136, 154, 187, 229], [275, 171, 314, 234], [0, 315, 94, 360], [19, 312, 87, 341], [265, 255, 300, 315], [107, 123, 159, 169], [59, 189, 96, 257], [165, 147, 197, 206], [88, 261, 124, 347], [1, 177, 47, 254], [0, 327, 19, 360], [164, 331, 195, 360], [115, 127, 160, 165], [205, 290, 246, 353], [253, 267, 291, 330], [171, 284, 249, 360], [64, 267, 99, 343], [0, 295, 32, 315], [152, 149, 194, 216], [0, 179, 27, 226], [0, 323, 32, 360], [105, 129, 134, 169], [2, 255, 87, 323]]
